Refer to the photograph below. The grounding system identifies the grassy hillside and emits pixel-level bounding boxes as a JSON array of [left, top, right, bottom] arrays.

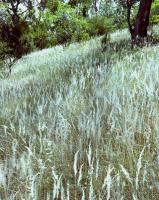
[[1, 29, 159, 199]]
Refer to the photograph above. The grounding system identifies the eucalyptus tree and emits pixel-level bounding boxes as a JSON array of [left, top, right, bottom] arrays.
[[0, 0, 30, 58], [0, 0, 43, 58], [130, 0, 153, 42], [121, 0, 153, 43], [101, 0, 153, 43]]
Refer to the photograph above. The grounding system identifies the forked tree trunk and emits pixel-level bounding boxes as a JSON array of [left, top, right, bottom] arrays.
[[129, 0, 153, 43]]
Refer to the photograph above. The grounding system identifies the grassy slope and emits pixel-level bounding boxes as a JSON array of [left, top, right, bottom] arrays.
[[1, 29, 159, 199]]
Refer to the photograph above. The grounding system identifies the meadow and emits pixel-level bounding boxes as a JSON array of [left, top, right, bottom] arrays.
[[0, 29, 159, 199]]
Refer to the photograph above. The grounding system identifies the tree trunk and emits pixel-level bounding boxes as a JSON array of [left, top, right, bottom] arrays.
[[93, 0, 98, 13], [131, 0, 153, 42], [127, 0, 134, 35]]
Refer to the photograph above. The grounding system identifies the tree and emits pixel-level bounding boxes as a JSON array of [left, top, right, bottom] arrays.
[[126, 0, 153, 43], [132, 0, 153, 40], [68, 0, 92, 17], [0, 0, 29, 58], [0, 0, 40, 59]]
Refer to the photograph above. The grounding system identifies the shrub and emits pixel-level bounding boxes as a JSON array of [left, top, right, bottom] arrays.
[[71, 17, 90, 42], [88, 16, 114, 36], [150, 0, 159, 25]]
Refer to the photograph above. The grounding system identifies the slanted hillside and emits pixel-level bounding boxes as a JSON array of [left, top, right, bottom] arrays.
[[1, 29, 159, 199]]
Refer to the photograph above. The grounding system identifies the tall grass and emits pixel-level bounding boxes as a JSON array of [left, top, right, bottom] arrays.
[[0, 30, 159, 199]]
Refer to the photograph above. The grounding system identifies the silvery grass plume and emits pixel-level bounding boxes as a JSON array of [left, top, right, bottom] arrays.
[[102, 165, 114, 200], [0, 27, 159, 199], [135, 146, 146, 191]]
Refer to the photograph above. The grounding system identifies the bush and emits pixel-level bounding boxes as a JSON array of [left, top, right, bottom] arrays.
[[88, 16, 114, 36], [150, 0, 159, 24]]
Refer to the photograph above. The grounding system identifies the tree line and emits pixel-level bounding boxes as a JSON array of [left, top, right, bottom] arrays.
[[0, 0, 158, 64]]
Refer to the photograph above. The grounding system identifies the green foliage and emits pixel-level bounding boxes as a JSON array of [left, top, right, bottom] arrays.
[[46, 0, 59, 13], [150, 0, 159, 24], [69, 0, 91, 17], [0, 0, 117, 64], [99, 0, 128, 29], [0, 41, 9, 72], [24, 2, 112, 47], [1, 0, 158, 65], [88, 16, 115, 36]]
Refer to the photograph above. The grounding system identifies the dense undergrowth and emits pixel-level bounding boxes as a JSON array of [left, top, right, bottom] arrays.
[[1, 29, 159, 199]]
